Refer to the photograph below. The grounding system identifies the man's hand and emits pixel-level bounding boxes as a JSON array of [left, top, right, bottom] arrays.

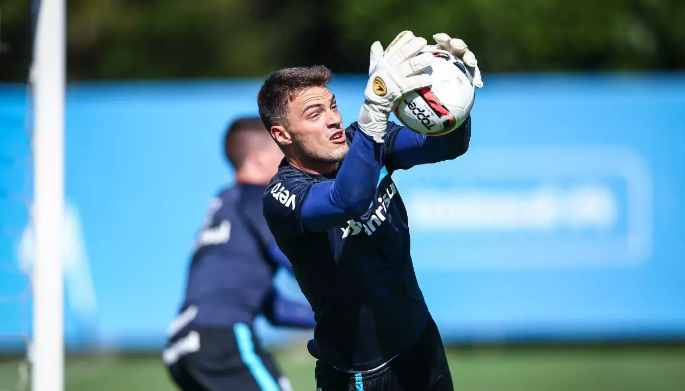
[[358, 31, 434, 143], [432, 33, 483, 88]]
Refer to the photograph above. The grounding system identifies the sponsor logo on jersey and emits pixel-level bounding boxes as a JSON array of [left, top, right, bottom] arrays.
[[193, 198, 231, 250], [196, 220, 231, 247], [341, 182, 398, 238], [271, 182, 297, 210]]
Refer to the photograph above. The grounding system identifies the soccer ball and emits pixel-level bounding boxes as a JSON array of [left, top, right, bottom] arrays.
[[394, 46, 475, 136]]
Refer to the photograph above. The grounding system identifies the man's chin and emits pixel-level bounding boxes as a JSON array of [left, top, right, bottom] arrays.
[[302, 144, 349, 164], [331, 144, 349, 162]]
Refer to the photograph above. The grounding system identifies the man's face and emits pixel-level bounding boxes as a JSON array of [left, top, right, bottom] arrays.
[[274, 86, 348, 164]]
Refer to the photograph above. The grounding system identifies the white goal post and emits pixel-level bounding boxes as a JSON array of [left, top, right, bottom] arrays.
[[30, 0, 65, 391]]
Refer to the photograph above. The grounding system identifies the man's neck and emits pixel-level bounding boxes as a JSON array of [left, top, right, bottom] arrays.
[[287, 155, 340, 176], [235, 170, 269, 186]]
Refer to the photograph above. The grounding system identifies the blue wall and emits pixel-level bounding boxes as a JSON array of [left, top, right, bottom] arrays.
[[1, 73, 684, 349]]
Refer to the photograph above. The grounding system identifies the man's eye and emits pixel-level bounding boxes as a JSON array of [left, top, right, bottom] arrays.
[[309, 112, 320, 119]]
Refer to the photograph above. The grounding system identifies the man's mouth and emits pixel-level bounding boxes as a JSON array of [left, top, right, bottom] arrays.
[[330, 130, 346, 143]]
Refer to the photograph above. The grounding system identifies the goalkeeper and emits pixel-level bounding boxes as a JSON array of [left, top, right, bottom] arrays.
[[260, 31, 482, 391]]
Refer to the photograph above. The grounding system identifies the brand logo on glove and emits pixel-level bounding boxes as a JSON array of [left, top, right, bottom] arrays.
[[373, 77, 387, 96]]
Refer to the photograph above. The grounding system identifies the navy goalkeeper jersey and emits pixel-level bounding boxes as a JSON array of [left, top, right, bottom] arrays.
[[263, 120, 471, 371], [176, 184, 315, 331]]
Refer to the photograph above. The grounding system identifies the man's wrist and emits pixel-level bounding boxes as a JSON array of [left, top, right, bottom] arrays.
[[357, 103, 389, 143]]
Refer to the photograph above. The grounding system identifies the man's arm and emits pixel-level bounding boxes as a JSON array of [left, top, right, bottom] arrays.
[[300, 131, 384, 232], [384, 116, 471, 171], [261, 288, 316, 328]]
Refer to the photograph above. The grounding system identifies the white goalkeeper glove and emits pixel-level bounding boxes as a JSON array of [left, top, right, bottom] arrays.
[[432, 33, 483, 88], [358, 31, 434, 143]]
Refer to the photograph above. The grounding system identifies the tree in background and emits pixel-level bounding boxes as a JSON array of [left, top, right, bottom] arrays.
[[1, 0, 684, 81]]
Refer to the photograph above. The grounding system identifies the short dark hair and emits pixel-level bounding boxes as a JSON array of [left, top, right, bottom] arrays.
[[257, 65, 333, 130], [223, 116, 270, 169]]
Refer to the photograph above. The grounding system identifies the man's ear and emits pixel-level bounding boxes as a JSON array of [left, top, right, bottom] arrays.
[[271, 125, 292, 146]]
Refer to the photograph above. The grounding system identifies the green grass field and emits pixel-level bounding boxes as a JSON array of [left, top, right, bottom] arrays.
[[2, 345, 685, 391]]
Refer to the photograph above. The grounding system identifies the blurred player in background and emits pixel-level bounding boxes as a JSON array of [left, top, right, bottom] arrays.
[[260, 31, 482, 390], [164, 117, 315, 391]]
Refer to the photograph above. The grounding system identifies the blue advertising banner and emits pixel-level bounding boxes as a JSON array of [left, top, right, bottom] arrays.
[[1, 73, 684, 349]]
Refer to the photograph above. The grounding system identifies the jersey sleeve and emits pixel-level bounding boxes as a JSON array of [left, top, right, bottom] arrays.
[[382, 116, 472, 171]]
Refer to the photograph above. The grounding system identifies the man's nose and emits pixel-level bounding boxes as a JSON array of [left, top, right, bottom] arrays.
[[326, 110, 342, 128]]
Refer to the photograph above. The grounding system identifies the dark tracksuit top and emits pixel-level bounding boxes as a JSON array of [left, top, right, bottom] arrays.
[[262, 118, 471, 371], [178, 184, 316, 330]]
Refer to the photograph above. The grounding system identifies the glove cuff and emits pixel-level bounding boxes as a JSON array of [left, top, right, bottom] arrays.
[[357, 102, 388, 144]]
